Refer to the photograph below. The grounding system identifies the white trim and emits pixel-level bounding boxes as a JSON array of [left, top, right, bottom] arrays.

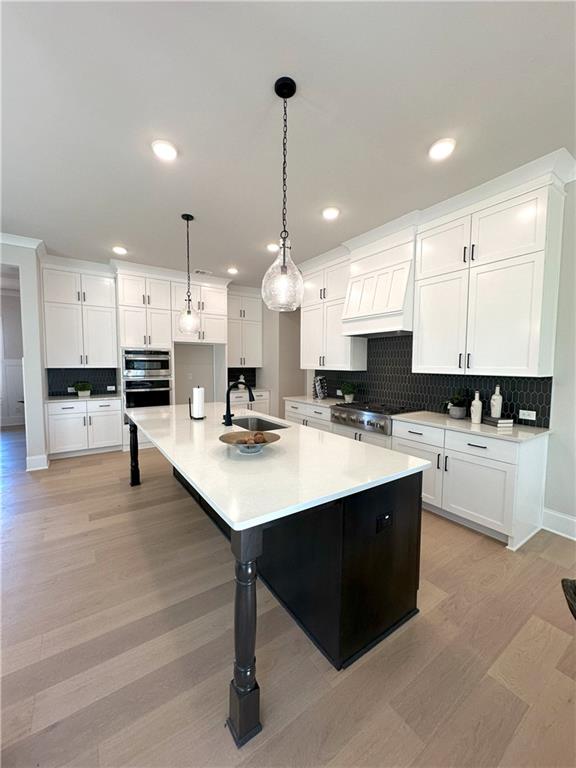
[[542, 507, 576, 541], [26, 454, 49, 471], [298, 245, 350, 274], [49, 445, 122, 460], [111, 259, 230, 288], [506, 527, 541, 553], [0, 232, 44, 250], [423, 502, 508, 544]]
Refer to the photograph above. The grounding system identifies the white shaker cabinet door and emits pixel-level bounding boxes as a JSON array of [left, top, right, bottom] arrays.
[[44, 303, 84, 367], [242, 321, 263, 367], [200, 287, 227, 316], [323, 299, 349, 370], [470, 187, 548, 266], [81, 275, 116, 307], [324, 261, 349, 302], [171, 282, 200, 313], [83, 306, 118, 367], [48, 413, 88, 453], [227, 319, 243, 366], [147, 278, 171, 310], [201, 314, 227, 344], [119, 307, 147, 348], [415, 216, 471, 280], [228, 295, 243, 320], [242, 297, 262, 323], [391, 437, 443, 508], [302, 269, 324, 307], [43, 269, 81, 304], [117, 275, 147, 307], [88, 411, 122, 448], [466, 252, 545, 376], [412, 271, 469, 374], [442, 449, 515, 535], [147, 309, 172, 348], [300, 304, 324, 369]]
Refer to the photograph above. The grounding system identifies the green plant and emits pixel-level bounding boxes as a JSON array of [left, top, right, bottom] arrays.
[[340, 382, 355, 396], [443, 392, 468, 411], [74, 381, 91, 392]]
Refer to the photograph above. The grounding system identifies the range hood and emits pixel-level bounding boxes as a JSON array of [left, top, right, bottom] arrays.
[[341, 228, 415, 337]]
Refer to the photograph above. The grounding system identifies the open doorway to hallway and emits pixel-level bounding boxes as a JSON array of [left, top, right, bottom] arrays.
[[0, 264, 25, 467]]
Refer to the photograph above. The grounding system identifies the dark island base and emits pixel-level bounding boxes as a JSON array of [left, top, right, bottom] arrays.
[[173, 468, 422, 670]]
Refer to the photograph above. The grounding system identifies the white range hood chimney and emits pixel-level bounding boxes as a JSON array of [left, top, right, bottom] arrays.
[[341, 227, 416, 337]]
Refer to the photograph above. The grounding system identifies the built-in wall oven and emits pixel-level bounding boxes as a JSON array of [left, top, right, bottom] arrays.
[[124, 379, 171, 409], [123, 349, 171, 379]]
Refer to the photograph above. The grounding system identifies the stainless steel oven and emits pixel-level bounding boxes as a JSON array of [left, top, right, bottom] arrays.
[[124, 379, 171, 409], [123, 349, 171, 379]]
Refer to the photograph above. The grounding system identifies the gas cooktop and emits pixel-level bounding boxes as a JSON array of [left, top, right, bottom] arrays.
[[330, 402, 408, 434]]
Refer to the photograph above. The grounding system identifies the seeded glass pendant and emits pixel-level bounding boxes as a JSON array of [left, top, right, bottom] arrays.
[[178, 214, 201, 335], [261, 77, 304, 312]]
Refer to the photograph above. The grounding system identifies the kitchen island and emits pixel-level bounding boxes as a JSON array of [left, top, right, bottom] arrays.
[[125, 403, 429, 747]]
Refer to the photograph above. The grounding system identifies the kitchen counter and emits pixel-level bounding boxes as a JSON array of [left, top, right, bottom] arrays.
[[125, 402, 429, 531], [392, 410, 549, 442], [283, 395, 342, 407], [46, 393, 121, 402]]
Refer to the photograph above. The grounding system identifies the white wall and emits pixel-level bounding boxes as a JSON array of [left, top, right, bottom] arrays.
[[256, 307, 305, 417], [173, 343, 215, 404], [257, 307, 280, 415], [0, 236, 48, 468], [544, 181, 576, 535], [1, 292, 23, 359]]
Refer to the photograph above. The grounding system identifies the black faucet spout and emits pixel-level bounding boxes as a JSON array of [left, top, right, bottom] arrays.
[[223, 381, 255, 426]]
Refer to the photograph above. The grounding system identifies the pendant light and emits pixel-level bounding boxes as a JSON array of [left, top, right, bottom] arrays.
[[261, 76, 304, 312], [178, 214, 201, 335]]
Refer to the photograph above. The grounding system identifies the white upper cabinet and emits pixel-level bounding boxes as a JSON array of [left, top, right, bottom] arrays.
[[241, 322, 263, 367], [300, 304, 324, 369], [227, 292, 262, 365], [147, 309, 172, 348], [200, 314, 227, 344], [200, 286, 227, 315], [119, 307, 148, 348], [44, 303, 84, 367], [43, 269, 82, 304], [171, 282, 201, 312], [323, 299, 351, 369], [118, 275, 170, 309], [302, 260, 349, 307], [415, 215, 471, 279], [466, 252, 545, 376], [470, 188, 548, 266], [147, 278, 171, 309], [227, 318, 243, 366], [343, 259, 412, 319], [412, 271, 469, 374], [82, 306, 117, 367], [117, 274, 147, 307], [301, 299, 367, 371], [241, 297, 262, 323], [81, 275, 116, 307]]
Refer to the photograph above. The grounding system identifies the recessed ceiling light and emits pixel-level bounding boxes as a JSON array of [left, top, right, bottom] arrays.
[[266, 243, 280, 253], [428, 138, 456, 161], [112, 246, 128, 256], [322, 207, 340, 221], [227, 267, 239, 275], [151, 139, 178, 162]]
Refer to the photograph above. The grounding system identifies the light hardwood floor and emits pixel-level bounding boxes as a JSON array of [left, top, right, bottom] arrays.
[[1, 427, 575, 768]]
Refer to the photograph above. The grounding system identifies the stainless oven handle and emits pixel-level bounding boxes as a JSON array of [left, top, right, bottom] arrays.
[[124, 387, 171, 392], [123, 355, 170, 361]]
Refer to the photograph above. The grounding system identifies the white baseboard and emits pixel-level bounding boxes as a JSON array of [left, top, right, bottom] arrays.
[[542, 507, 576, 541], [26, 454, 49, 471]]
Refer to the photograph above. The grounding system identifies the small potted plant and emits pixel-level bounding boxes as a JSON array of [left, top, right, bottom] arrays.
[[74, 381, 92, 398], [340, 382, 356, 404], [444, 392, 467, 419]]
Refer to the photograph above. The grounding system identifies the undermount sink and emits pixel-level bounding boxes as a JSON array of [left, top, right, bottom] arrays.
[[232, 417, 289, 431]]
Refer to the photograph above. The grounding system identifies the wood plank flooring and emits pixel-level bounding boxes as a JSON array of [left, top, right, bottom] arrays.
[[2, 427, 575, 768]]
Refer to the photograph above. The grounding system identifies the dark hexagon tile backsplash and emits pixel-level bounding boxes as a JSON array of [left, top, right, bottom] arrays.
[[316, 335, 552, 427]]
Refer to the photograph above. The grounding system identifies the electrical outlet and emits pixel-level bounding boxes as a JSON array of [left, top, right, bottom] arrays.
[[519, 409, 536, 421], [336, 389, 343, 397], [107, 385, 116, 392], [67, 386, 75, 393]]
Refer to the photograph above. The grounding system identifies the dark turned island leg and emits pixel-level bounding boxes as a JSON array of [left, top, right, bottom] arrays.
[[129, 421, 141, 487], [226, 527, 263, 748]]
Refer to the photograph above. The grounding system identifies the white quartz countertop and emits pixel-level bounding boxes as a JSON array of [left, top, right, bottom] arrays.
[[392, 411, 550, 443], [283, 396, 343, 407], [125, 402, 430, 531], [46, 394, 121, 402]]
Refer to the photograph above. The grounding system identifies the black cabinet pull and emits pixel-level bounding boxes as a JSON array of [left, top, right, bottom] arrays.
[[77, 291, 81, 302], [83, 291, 86, 302], [437, 453, 441, 469], [467, 442, 487, 449], [319, 288, 322, 300], [313, 410, 322, 415], [142, 294, 146, 305], [467, 353, 471, 368], [458, 353, 463, 369], [470, 244, 476, 261], [408, 430, 423, 435], [99, 404, 110, 408], [463, 246, 467, 263], [62, 406, 74, 410], [444, 455, 448, 471]]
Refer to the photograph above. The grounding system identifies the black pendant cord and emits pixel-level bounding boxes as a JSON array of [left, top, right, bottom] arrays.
[[280, 97, 289, 272], [181, 213, 194, 312]]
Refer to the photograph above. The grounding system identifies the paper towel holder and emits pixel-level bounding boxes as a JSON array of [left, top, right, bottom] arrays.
[[188, 396, 206, 420]]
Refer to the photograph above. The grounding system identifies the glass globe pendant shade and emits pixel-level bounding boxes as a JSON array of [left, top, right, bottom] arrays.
[[261, 242, 304, 312], [178, 304, 201, 334]]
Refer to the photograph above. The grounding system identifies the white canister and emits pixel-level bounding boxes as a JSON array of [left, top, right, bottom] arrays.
[[470, 391, 483, 424], [192, 386, 205, 419]]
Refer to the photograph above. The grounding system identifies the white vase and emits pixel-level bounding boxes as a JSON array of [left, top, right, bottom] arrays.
[[471, 391, 482, 424], [490, 385, 503, 418]]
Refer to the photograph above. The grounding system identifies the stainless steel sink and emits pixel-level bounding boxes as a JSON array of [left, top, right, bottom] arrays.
[[232, 417, 289, 431]]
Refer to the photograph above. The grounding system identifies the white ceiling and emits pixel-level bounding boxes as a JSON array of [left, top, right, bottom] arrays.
[[3, 2, 574, 286]]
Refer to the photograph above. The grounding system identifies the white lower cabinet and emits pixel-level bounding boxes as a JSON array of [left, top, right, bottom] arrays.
[[442, 449, 515, 535], [391, 437, 444, 509], [332, 422, 391, 447], [47, 400, 122, 454]]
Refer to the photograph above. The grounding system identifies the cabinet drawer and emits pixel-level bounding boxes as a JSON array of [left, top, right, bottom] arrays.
[[393, 420, 444, 448], [253, 391, 269, 401], [230, 392, 249, 403], [445, 430, 518, 464], [47, 401, 87, 415], [285, 401, 307, 416], [306, 404, 331, 422], [87, 399, 121, 413]]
